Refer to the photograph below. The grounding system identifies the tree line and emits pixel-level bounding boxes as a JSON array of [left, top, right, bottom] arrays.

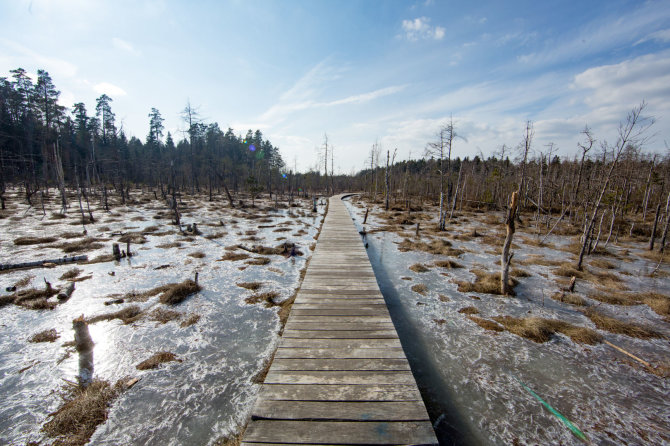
[[0, 68, 320, 210]]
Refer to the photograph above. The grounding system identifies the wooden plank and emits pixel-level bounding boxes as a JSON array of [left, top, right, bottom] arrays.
[[280, 338, 402, 349], [284, 322, 394, 331], [264, 370, 417, 385], [281, 329, 399, 339], [275, 348, 407, 359], [244, 420, 437, 444], [291, 309, 390, 317], [286, 316, 392, 323], [251, 400, 430, 421], [257, 384, 423, 402], [271, 358, 411, 371]]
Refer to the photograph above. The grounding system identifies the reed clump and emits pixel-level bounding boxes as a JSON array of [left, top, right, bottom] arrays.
[[492, 315, 602, 344], [455, 269, 518, 296], [136, 352, 181, 370], [42, 379, 124, 446], [29, 328, 59, 343], [582, 308, 663, 339], [411, 284, 428, 295]]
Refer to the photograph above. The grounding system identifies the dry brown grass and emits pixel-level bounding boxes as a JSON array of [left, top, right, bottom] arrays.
[[515, 255, 564, 267], [409, 263, 431, 273], [29, 328, 59, 343], [458, 306, 479, 315], [434, 259, 463, 269], [60, 231, 85, 239], [467, 315, 504, 332], [439, 294, 450, 302], [237, 282, 262, 291], [554, 262, 584, 278], [14, 236, 58, 245], [180, 314, 201, 327], [88, 305, 143, 324], [411, 284, 428, 295], [117, 232, 147, 245], [156, 242, 182, 249], [188, 251, 206, 258], [582, 308, 662, 339], [455, 269, 518, 296], [397, 238, 464, 257], [493, 315, 602, 344], [642, 293, 670, 318], [205, 231, 227, 240], [13, 275, 33, 288], [511, 268, 531, 278], [150, 308, 182, 324], [590, 258, 616, 269], [136, 352, 181, 370], [219, 252, 250, 261], [42, 379, 123, 446], [245, 291, 280, 306], [550, 292, 587, 306], [59, 268, 82, 280], [638, 250, 668, 264], [158, 279, 201, 305], [59, 238, 104, 254], [245, 257, 271, 266]]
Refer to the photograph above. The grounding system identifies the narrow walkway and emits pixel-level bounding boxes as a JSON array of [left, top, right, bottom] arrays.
[[241, 195, 437, 445]]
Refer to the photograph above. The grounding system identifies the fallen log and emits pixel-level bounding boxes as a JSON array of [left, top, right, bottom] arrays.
[[0, 255, 88, 272]]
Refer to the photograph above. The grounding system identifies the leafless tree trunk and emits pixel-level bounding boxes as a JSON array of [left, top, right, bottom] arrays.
[[658, 191, 670, 252], [577, 102, 653, 270], [649, 202, 661, 250], [501, 191, 519, 295]]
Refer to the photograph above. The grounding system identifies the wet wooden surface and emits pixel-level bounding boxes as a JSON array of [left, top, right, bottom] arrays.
[[241, 195, 437, 445]]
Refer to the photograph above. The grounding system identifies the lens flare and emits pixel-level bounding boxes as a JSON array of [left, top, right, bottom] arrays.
[[249, 144, 256, 151]]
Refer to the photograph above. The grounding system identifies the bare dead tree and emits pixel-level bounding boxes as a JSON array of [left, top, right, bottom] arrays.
[[577, 102, 654, 269], [501, 191, 519, 295]]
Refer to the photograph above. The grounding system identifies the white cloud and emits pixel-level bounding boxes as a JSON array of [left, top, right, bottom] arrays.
[[0, 38, 78, 78], [401, 17, 445, 41], [93, 82, 127, 97], [635, 28, 670, 45], [259, 60, 405, 125], [112, 37, 140, 55]]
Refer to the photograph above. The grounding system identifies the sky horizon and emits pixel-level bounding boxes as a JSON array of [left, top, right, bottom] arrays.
[[2, 0, 669, 173]]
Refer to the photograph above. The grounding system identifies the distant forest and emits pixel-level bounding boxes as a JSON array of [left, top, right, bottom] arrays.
[[1, 68, 669, 255]]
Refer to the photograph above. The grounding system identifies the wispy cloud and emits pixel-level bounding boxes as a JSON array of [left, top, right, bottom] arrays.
[[259, 60, 405, 125], [635, 28, 670, 45], [401, 17, 445, 41], [517, 3, 670, 66], [94, 82, 127, 97], [112, 37, 140, 55], [0, 38, 78, 78]]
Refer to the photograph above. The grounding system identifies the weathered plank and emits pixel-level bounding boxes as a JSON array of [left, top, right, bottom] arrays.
[[264, 370, 417, 385], [279, 338, 402, 349], [244, 420, 436, 444], [275, 348, 407, 359], [271, 358, 411, 371], [252, 400, 430, 421], [281, 329, 399, 339], [257, 383, 424, 402]]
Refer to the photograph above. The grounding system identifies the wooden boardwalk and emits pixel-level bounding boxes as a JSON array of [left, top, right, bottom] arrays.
[[242, 195, 437, 445]]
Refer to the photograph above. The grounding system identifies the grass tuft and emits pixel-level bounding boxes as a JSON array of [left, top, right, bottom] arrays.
[[455, 269, 518, 295], [29, 328, 59, 343], [467, 315, 504, 332], [136, 352, 181, 370], [237, 282, 262, 291], [42, 379, 123, 446], [14, 236, 58, 245], [458, 306, 479, 315], [434, 259, 463, 269], [493, 315, 602, 344], [411, 284, 428, 295], [582, 308, 663, 339], [409, 263, 430, 273]]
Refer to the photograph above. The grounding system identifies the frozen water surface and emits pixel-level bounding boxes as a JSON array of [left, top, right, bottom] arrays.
[[343, 196, 669, 446], [0, 192, 324, 445]]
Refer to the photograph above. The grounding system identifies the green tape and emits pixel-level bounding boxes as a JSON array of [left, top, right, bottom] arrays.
[[513, 374, 589, 443]]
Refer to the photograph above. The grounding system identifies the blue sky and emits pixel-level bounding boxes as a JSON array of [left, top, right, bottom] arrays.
[[2, 0, 669, 172]]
